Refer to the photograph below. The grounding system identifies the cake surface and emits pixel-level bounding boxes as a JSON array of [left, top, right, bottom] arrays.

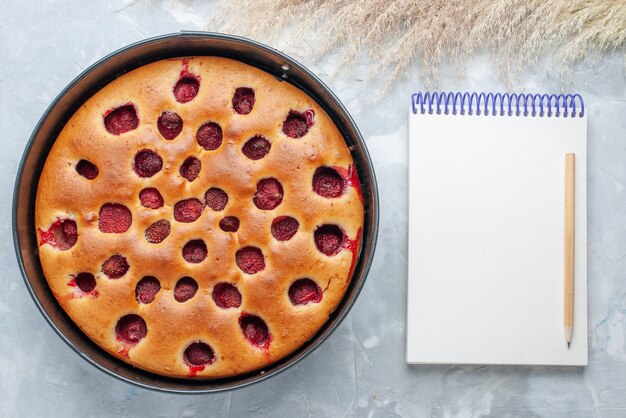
[[35, 56, 364, 379]]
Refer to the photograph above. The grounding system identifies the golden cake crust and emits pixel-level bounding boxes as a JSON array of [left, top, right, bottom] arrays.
[[35, 57, 364, 379]]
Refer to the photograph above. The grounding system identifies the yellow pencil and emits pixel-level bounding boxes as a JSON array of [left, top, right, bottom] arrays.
[[564, 153, 575, 348]]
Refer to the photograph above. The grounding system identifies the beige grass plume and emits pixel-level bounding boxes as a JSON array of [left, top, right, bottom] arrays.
[[208, 0, 626, 90]]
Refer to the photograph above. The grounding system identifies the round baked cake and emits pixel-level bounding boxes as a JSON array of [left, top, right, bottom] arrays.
[[35, 56, 364, 379]]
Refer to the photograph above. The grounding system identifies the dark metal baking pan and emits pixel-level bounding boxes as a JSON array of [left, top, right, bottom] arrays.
[[13, 32, 378, 393]]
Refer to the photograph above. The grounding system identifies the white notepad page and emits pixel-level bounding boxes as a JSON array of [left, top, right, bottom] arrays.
[[407, 106, 588, 365]]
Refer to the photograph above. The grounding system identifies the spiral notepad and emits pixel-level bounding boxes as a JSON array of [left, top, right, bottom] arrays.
[[407, 92, 588, 365]]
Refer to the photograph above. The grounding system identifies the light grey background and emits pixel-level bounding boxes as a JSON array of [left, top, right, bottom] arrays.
[[2, 1, 625, 417]]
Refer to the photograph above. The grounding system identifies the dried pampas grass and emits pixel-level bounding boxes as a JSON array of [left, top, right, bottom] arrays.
[[208, 0, 626, 90]]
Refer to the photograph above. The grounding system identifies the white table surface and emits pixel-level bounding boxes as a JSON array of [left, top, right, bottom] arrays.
[[2, 1, 626, 417]]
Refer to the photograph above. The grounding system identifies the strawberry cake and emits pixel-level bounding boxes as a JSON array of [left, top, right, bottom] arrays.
[[35, 57, 363, 379]]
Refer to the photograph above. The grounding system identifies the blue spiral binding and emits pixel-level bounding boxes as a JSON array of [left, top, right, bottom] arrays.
[[411, 92, 585, 118]]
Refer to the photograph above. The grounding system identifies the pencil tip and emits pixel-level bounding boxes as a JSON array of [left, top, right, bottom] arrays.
[[567, 342, 571, 349]]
